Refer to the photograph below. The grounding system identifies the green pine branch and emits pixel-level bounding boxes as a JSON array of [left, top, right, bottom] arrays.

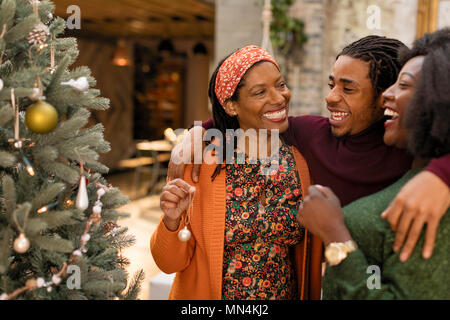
[[0, 0, 140, 300]]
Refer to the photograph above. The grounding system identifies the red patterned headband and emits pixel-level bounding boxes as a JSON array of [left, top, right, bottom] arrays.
[[215, 45, 279, 107]]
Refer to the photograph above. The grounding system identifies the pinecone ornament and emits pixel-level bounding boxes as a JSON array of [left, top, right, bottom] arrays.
[[28, 23, 49, 46], [103, 221, 118, 232]]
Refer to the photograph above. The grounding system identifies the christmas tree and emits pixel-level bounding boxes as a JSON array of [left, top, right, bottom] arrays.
[[0, 0, 143, 300]]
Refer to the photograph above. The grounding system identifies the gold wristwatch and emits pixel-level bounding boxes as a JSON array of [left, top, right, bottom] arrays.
[[325, 240, 358, 266]]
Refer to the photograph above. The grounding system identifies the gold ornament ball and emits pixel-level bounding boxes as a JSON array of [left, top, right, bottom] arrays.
[[25, 100, 58, 134]]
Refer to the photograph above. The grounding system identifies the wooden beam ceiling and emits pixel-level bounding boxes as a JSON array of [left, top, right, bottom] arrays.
[[52, 0, 215, 39]]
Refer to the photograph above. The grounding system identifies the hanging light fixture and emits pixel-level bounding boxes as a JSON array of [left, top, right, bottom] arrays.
[[193, 42, 208, 55], [158, 38, 174, 57], [112, 39, 131, 66]]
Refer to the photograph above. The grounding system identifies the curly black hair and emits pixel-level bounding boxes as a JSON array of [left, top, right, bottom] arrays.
[[338, 35, 407, 101], [404, 28, 450, 158], [398, 27, 450, 65]]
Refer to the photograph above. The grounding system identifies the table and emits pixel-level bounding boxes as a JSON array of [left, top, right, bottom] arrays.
[[136, 140, 173, 153]]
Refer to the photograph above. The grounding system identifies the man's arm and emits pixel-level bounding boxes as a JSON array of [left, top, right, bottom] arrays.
[[382, 154, 450, 261], [167, 125, 206, 182], [425, 154, 450, 186], [168, 116, 320, 182], [202, 118, 214, 130]]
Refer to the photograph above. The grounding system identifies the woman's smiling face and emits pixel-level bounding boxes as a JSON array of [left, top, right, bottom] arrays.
[[224, 61, 290, 134], [382, 55, 425, 149]]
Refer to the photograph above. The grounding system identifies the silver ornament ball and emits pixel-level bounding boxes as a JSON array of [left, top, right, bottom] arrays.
[[72, 249, 82, 257], [36, 277, 45, 288], [97, 188, 106, 197], [177, 226, 191, 242], [52, 274, 62, 285], [93, 205, 102, 214], [13, 140, 23, 149]]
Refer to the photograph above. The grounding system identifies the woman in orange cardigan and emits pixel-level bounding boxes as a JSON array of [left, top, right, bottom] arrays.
[[151, 46, 321, 300]]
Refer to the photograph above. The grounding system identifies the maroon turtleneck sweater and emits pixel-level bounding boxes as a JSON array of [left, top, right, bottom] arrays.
[[202, 116, 450, 206]]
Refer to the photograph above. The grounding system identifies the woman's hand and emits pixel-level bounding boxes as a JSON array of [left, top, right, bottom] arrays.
[[160, 178, 196, 231], [381, 171, 450, 261], [297, 185, 352, 246]]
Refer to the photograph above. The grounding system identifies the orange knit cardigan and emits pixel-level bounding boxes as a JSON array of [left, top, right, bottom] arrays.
[[150, 147, 322, 300]]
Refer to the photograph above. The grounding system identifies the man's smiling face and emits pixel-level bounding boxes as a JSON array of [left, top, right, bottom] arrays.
[[326, 55, 385, 138]]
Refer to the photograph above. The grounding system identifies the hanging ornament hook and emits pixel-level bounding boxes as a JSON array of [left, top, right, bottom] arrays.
[[12, 89, 18, 141], [178, 191, 195, 242], [75, 153, 89, 212], [12, 205, 31, 254], [30, 0, 40, 17], [8, 88, 25, 149], [46, 36, 56, 74]]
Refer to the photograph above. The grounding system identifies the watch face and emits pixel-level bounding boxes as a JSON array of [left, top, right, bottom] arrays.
[[326, 246, 340, 261], [325, 244, 347, 265]]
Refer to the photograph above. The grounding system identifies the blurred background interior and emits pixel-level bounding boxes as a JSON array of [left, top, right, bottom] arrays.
[[51, 0, 450, 299]]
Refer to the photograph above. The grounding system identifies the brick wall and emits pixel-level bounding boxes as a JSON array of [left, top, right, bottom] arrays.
[[215, 0, 263, 63], [215, 0, 420, 116]]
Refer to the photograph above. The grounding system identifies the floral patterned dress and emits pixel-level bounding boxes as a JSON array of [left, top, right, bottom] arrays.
[[222, 143, 304, 300]]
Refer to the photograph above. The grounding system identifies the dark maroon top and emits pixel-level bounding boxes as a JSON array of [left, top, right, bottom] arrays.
[[202, 116, 449, 206]]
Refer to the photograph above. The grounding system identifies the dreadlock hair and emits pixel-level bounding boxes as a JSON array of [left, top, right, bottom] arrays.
[[403, 28, 450, 158], [337, 35, 407, 101]]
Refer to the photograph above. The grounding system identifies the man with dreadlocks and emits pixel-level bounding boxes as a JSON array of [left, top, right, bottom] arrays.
[[284, 35, 411, 206], [167, 35, 450, 280]]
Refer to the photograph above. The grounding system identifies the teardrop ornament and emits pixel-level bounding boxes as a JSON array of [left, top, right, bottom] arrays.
[[76, 175, 89, 211]]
